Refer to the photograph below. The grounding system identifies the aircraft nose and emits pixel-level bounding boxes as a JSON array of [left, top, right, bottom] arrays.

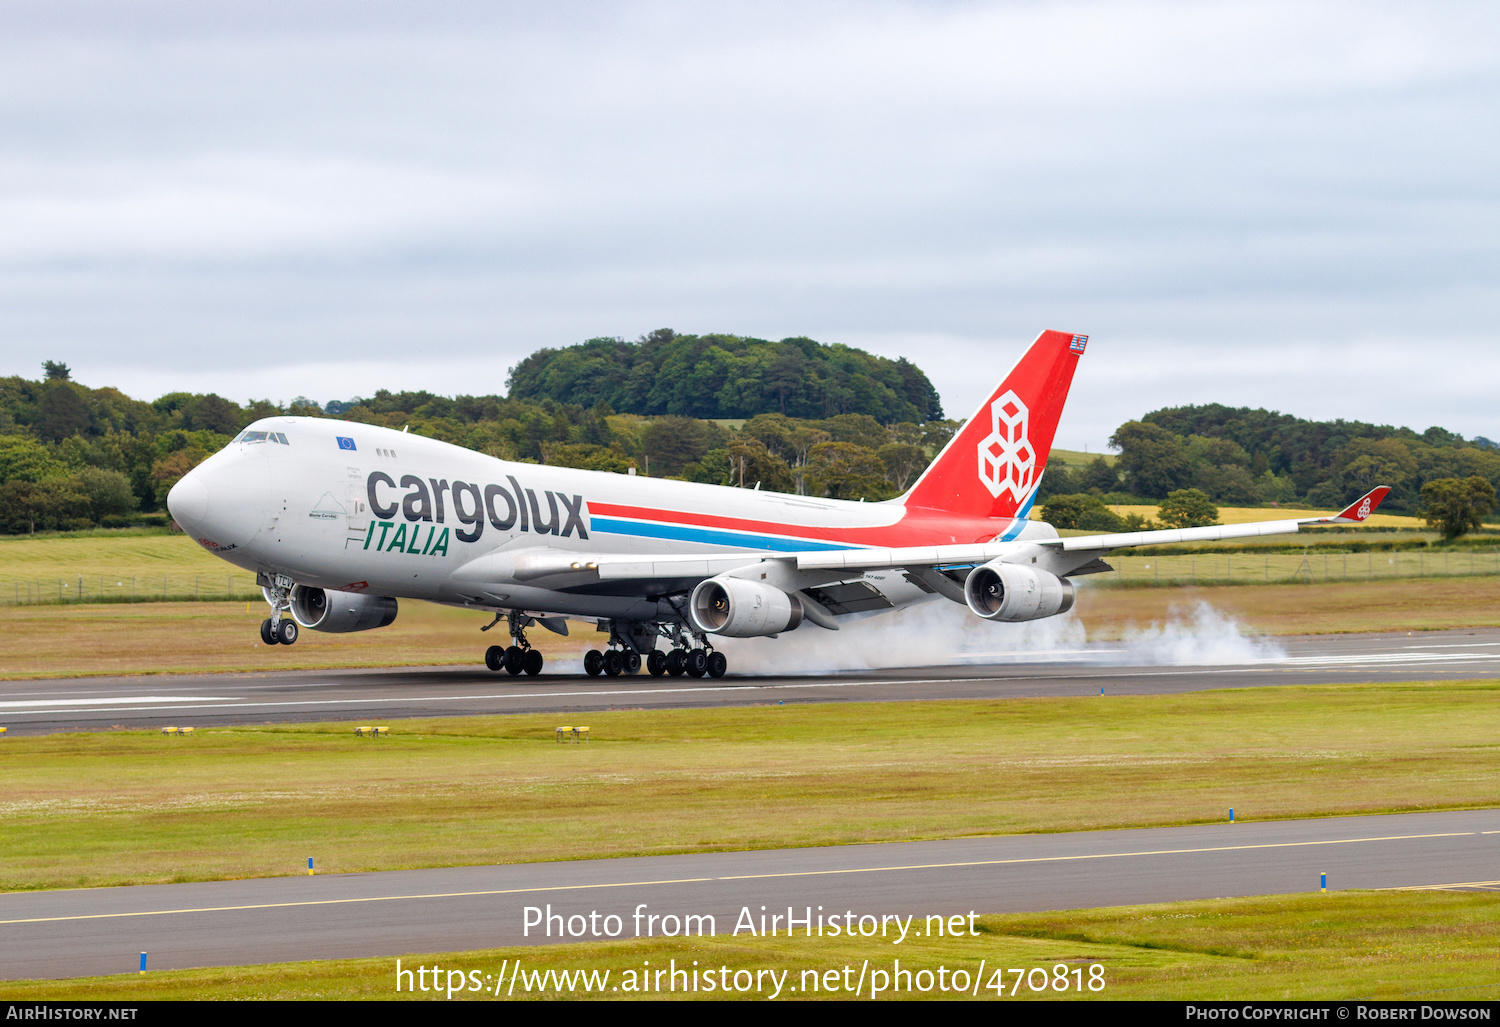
[[167, 471, 210, 530]]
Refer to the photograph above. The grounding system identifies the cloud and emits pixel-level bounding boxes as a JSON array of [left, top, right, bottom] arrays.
[[0, 1, 1496, 440]]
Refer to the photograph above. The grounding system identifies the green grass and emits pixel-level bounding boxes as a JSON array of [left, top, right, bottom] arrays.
[[4, 686, 1499, 892], [4, 891, 1496, 1000], [0, 531, 257, 604], [1050, 448, 1116, 469]]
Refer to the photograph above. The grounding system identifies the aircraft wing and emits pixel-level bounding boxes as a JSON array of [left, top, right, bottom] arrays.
[[453, 487, 1392, 595], [792, 486, 1392, 574]]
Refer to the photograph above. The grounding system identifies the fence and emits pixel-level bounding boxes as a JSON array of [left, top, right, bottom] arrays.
[[1103, 548, 1500, 587], [3, 573, 262, 606]]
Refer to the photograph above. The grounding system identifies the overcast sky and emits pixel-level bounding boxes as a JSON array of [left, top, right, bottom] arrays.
[[2, 1, 1497, 449]]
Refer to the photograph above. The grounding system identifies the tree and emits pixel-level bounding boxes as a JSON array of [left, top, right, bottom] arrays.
[[1158, 488, 1219, 528], [0, 478, 90, 533], [36, 382, 91, 442], [805, 441, 891, 501], [1079, 456, 1121, 493], [1041, 494, 1127, 532], [877, 442, 929, 491], [1110, 421, 1192, 498], [42, 360, 71, 380], [1421, 476, 1497, 538]]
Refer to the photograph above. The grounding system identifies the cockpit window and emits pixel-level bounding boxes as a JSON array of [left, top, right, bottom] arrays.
[[237, 431, 291, 445]]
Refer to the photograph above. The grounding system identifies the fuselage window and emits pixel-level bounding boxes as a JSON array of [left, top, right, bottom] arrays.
[[238, 431, 269, 444]]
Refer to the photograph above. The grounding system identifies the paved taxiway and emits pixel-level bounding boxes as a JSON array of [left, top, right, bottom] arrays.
[[2, 629, 1499, 736], [3, 809, 1497, 979]]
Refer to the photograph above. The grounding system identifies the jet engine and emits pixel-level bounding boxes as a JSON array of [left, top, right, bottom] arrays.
[[963, 561, 1075, 622], [688, 576, 804, 637], [287, 585, 399, 633]]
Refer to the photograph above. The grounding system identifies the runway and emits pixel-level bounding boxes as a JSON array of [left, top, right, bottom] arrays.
[[2, 809, 1497, 980], [2, 629, 1499, 736]]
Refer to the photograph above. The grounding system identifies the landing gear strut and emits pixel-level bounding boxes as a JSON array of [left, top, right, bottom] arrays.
[[483, 610, 544, 676], [258, 573, 297, 646]]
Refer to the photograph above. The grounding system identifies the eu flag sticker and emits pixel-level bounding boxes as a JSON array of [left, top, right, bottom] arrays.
[[336, 437, 357, 451]]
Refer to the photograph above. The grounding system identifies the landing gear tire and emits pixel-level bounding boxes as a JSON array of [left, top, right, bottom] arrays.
[[646, 650, 667, 676], [484, 645, 505, 672], [666, 649, 686, 676], [602, 650, 623, 677], [260, 619, 279, 645], [684, 648, 708, 678], [707, 651, 727, 678], [584, 650, 604, 677], [622, 650, 641, 675], [277, 619, 299, 645], [523, 649, 544, 675], [503, 645, 525, 675]]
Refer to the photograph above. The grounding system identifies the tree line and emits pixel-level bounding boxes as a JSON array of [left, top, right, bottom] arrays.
[[1041, 403, 1500, 517], [0, 356, 959, 533], [2, 357, 1495, 536]]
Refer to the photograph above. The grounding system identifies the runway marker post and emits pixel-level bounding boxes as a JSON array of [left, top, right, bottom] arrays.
[[1321, 873, 1327, 893], [139, 952, 146, 974], [308, 857, 314, 876], [1229, 809, 1234, 822]]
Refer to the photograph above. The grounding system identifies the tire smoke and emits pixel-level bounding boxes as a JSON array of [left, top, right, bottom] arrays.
[[709, 596, 1284, 676]]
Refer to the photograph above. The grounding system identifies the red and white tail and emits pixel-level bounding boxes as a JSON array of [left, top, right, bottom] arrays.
[[903, 329, 1087, 518]]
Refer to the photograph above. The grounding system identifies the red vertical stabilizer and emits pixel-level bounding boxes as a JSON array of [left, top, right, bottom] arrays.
[[902, 329, 1087, 519]]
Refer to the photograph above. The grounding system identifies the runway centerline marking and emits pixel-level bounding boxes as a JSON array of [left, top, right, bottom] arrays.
[[0, 830, 1474, 926], [0, 696, 235, 709]]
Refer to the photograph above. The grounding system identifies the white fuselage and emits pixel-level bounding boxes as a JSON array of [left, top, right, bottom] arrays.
[[169, 417, 1053, 623]]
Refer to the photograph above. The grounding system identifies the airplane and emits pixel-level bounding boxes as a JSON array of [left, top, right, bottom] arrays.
[[166, 330, 1390, 679]]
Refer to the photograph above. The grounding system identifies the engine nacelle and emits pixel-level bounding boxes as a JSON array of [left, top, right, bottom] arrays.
[[688, 576, 804, 637], [963, 561, 1075, 622], [287, 585, 399, 633]]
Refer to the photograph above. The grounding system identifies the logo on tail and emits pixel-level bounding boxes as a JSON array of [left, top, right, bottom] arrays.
[[977, 390, 1035, 501]]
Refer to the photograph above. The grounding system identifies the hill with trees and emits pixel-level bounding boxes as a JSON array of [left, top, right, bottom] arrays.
[[1040, 404, 1500, 517], [505, 329, 943, 423]]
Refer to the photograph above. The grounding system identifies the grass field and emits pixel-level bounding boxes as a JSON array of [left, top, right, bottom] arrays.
[[3, 685, 1498, 892], [5, 576, 1500, 680], [1, 891, 1496, 1000], [0, 598, 597, 679], [6, 522, 1499, 611], [0, 531, 259, 604]]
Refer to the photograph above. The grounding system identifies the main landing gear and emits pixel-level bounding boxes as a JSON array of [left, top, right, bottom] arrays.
[[583, 622, 728, 679], [258, 572, 298, 646], [483, 610, 544, 676]]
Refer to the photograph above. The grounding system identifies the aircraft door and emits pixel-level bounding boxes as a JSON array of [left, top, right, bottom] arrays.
[[346, 481, 369, 547]]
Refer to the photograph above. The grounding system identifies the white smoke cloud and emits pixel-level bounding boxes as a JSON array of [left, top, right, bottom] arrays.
[[706, 595, 1284, 676]]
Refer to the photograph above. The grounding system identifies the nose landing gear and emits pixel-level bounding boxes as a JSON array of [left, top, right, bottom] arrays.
[[257, 573, 298, 646]]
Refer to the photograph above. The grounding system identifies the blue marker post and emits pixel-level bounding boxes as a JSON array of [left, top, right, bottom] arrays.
[[1229, 809, 1234, 823], [1321, 873, 1327, 893], [308, 857, 314, 876], [139, 952, 147, 974]]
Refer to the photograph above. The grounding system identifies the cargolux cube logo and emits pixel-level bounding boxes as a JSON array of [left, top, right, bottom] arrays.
[[977, 390, 1035, 501]]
